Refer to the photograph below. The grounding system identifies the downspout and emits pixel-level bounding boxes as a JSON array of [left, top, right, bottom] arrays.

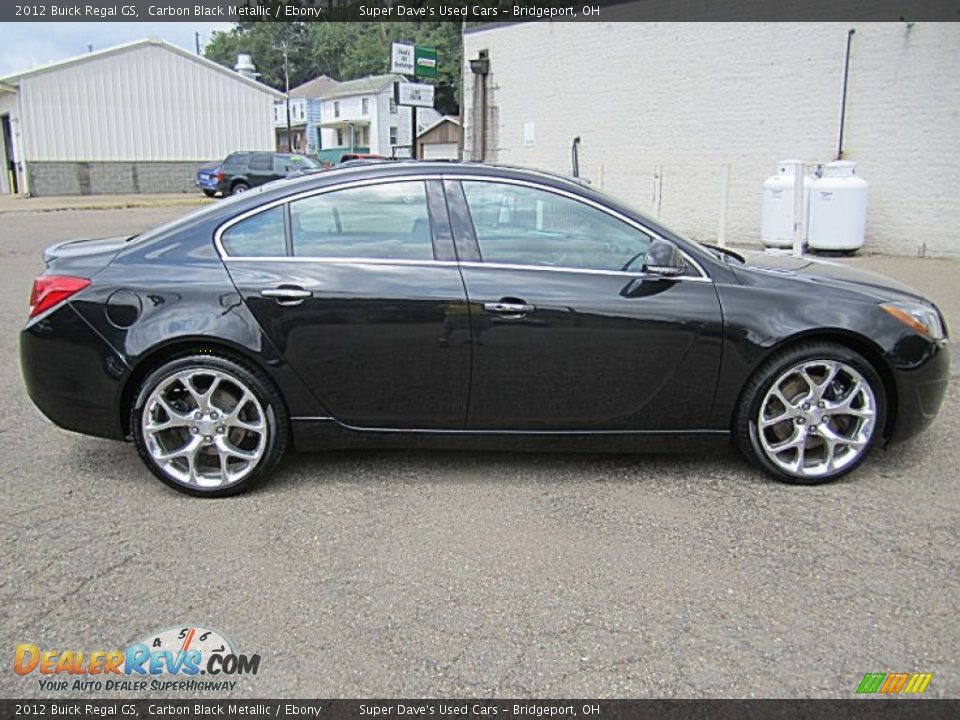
[[837, 28, 855, 160], [469, 51, 490, 162], [16, 82, 30, 197]]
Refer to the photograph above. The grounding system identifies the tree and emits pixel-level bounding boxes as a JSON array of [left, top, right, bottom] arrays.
[[205, 21, 463, 115]]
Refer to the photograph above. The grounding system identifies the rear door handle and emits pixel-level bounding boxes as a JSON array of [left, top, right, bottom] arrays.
[[260, 287, 312, 305], [484, 301, 535, 315]]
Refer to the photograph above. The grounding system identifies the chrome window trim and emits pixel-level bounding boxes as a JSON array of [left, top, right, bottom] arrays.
[[456, 261, 712, 282], [213, 173, 712, 282]]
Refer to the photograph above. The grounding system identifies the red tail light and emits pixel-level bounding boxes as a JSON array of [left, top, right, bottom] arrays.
[[214, 172, 223, 182], [28, 275, 91, 318]]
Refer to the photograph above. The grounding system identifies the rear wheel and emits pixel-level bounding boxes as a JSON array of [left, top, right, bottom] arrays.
[[735, 342, 885, 484], [131, 355, 287, 497], [231, 181, 249, 195]]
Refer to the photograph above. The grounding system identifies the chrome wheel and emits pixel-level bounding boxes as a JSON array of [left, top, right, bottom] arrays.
[[141, 369, 267, 488], [757, 359, 876, 479]]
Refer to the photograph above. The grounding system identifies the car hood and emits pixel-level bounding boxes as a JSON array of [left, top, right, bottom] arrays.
[[737, 251, 927, 303]]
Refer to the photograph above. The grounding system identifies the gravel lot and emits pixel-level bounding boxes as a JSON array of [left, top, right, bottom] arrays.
[[1, 206, 957, 699]]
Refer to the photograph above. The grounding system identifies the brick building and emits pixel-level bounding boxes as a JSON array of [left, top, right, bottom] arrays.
[[462, 22, 960, 257]]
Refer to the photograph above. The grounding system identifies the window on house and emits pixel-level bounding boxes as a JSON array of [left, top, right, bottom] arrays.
[[389, 126, 398, 146], [336, 129, 344, 147], [334, 101, 340, 118], [289, 181, 434, 261], [362, 98, 369, 115], [389, 99, 397, 115]]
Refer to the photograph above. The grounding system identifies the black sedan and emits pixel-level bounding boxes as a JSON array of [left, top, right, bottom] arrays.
[[20, 163, 950, 496]]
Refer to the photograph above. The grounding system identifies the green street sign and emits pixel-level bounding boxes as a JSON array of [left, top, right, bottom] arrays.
[[414, 46, 438, 79]]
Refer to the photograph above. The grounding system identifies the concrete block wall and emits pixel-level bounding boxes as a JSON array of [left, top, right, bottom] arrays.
[[26, 161, 213, 196], [463, 22, 960, 258]]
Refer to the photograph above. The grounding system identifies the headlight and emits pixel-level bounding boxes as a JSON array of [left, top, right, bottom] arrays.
[[881, 301, 945, 340]]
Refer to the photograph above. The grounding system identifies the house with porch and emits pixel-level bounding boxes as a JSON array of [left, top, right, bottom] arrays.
[[274, 73, 441, 162]]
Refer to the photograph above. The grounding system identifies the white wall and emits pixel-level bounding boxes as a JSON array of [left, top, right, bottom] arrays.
[[463, 22, 960, 258], [17, 42, 278, 162]]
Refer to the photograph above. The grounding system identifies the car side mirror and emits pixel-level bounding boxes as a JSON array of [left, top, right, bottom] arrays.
[[642, 238, 685, 276]]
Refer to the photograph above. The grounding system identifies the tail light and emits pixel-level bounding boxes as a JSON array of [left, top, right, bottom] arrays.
[[214, 172, 223, 182], [28, 275, 91, 318]]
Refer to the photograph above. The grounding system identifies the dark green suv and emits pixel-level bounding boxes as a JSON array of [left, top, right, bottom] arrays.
[[197, 152, 322, 197]]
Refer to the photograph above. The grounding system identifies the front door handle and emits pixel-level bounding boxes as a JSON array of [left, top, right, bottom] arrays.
[[260, 286, 312, 306], [484, 300, 535, 315]]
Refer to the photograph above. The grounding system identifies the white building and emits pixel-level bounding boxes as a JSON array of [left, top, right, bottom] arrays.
[[462, 22, 960, 258], [273, 73, 441, 162], [0, 39, 283, 196]]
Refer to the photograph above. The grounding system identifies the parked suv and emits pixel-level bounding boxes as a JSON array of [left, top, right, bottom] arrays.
[[196, 152, 322, 197]]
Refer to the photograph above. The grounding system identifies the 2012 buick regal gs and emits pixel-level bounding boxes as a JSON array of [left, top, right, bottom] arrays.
[[20, 163, 950, 496]]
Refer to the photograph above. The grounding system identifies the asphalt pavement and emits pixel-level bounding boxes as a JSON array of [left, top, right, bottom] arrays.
[[0, 206, 957, 699]]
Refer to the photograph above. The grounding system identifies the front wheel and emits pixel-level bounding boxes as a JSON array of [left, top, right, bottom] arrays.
[[131, 355, 288, 497], [735, 342, 886, 484]]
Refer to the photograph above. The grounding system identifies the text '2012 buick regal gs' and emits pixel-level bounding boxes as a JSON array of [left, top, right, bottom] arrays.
[[20, 163, 950, 496]]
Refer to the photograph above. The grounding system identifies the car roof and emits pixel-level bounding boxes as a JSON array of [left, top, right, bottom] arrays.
[[255, 160, 592, 196]]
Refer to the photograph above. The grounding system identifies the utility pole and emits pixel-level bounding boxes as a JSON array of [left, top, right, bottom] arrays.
[[283, 41, 292, 152], [195, 32, 201, 55]]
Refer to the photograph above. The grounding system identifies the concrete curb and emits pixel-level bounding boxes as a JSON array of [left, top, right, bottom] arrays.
[[0, 197, 214, 215]]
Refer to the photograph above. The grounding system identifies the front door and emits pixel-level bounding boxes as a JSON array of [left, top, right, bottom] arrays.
[[449, 179, 724, 431], [221, 178, 471, 429]]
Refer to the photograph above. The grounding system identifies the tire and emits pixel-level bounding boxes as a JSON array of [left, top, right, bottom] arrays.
[[734, 341, 886, 485], [231, 181, 249, 195], [131, 354, 288, 497], [202, 189, 216, 198]]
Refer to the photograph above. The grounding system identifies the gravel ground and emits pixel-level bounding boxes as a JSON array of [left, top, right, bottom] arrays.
[[0, 207, 957, 699]]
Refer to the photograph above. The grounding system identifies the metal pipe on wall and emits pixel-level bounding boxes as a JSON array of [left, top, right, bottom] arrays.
[[837, 28, 855, 160]]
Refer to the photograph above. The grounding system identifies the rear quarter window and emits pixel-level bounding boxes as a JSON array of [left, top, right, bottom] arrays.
[[221, 153, 249, 172], [220, 206, 286, 257]]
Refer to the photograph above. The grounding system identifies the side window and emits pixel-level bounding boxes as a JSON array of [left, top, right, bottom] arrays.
[[290, 181, 433, 261], [221, 206, 286, 257], [221, 153, 248, 172], [249, 153, 273, 172], [461, 182, 653, 272], [273, 156, 292, 174]]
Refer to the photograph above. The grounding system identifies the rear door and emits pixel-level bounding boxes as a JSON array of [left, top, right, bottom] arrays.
[[448, 178, 724, 431], [219, 177, 471, 429], [247, 152, 278, 187]]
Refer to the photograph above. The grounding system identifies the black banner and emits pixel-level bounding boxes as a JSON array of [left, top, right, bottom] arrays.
[[2, 0, 959, 23], [2, 700, 960, 720]]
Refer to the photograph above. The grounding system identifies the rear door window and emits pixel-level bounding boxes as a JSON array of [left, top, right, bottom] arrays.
[[221, 153, 249, 172], [289, 181, 434, 261]]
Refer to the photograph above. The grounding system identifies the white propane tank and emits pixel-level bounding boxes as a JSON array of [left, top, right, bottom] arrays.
[[808, 160, 869, 252], [761, 160, 814, 248]]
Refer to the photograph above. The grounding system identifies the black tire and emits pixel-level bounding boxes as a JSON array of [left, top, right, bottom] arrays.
[[131, 354, 288, 497], [734, 341, 886, 485], [202, 189, 216, 198], [231, 181, 249, 195]]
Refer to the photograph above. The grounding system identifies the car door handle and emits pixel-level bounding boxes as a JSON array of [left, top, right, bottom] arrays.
[[484, 301, 535, 315], [260, 287, 312, 305]]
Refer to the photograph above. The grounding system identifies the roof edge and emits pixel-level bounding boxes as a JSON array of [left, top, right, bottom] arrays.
[[0, 38, 284, 98]]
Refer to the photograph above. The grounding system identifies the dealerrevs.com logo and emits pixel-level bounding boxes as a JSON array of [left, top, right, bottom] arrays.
[[14, 625, 261, 693]]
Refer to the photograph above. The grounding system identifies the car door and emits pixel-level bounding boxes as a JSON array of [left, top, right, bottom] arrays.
[[247, 152, 278, 187], [218, 178, 471, 429], [447, 178, 724, 431]]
